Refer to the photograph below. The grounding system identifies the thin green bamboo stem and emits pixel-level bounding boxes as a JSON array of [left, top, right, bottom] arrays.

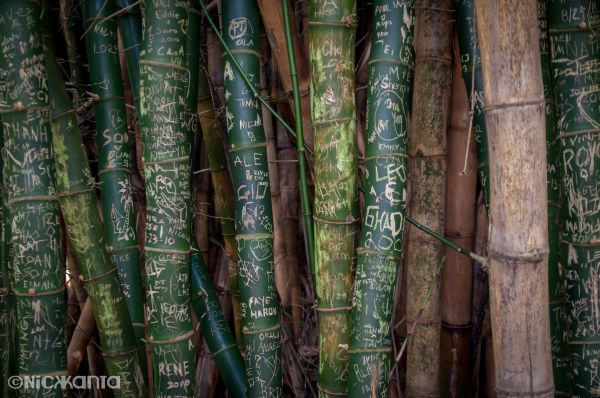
[[43, 12, 145, 396], [0, 2, 67, 396], [82, 0, 146, 384], [282, 0, 315, 275], [190, 239, 246, 398], [116, 0, 142, 110], [197, 0, 314, 157], [347, 2, 414, 396], [222, 0, 282, 395]]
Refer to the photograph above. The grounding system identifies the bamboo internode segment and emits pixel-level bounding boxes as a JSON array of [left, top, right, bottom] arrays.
[[309, 0, 359, 395], [116, 0, 142, 110], [549, 0, 600, 395], [139, 1, 195, 396], [405, 0, 452, 396], [0, 1, 67, 392], [347, 1, 414, 397], [222, 0, 282, 396], [477, 0, 554, 396]]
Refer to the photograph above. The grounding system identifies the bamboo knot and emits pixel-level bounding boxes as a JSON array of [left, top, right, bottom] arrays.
[[579, 21, 588, 29], [12, 101, 24, 111]]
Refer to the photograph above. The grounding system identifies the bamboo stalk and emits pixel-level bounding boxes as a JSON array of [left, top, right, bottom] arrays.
[[309, 0, 358, 396], [476, 0, 554, 396], [139, 1, 195, 396], [222, 0, 282, 394], [538, 0, 570, 395], [347, 1, 414, 397], [548, 0, 600, 395], [82, 0, 147, 383], [405, 1, 453, 396], [0, 1, 67, 395], [440, 40, 477, 398], [0, 120, 8, 398], [60, 0, 84, 104], [43, 10, 146, 398], [115, 0, 142, 111]]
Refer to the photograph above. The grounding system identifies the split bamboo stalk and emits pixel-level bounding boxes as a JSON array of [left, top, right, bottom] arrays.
[[440, 40, 477, 398], [405, 0, 453, 396], [309, 0, 359, 395], [476, 0, 554, 396]]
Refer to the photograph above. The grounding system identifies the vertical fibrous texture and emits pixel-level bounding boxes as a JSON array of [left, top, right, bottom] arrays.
[[43, 4, 145, 396], [190, 239, 246, 398], [139, 1, 195, 396], [440, 42, 477, 398], [0, 2, 66, 396], [0, 122, 6, 397], [405, 1, 452, 396], [82, 0, 146, 381], [222, 0, 282, 396], [548, 0, 600, 395], [116, 0, 143, 110], [476, 0, 554, 396], [455, 0, 490, 206], [309, 0, 358, 395], [538, 0, 570, 395], [347, 1, 413, 397]]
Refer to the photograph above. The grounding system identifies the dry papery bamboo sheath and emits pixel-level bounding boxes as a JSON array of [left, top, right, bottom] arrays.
[[440, 40, 477, 398], [405, 0, 453, 396], [476, 0, 554, 396]]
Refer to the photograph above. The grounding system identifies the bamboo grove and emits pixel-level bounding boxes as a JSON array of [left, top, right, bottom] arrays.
[[0, 0, 598, 397]]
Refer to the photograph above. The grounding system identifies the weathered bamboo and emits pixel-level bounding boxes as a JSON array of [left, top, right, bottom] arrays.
[[538, 0, 570, 394], [455, 0, 490, 207], [440, 41, 477, 398], [82, 0, 146, 381], [347, 1, 414, 397], [190, 239, 246, 398], [139, 1, 195, 396], [0, 120, 8, 398], [405, 0, 452, 396], [0, 2, 66, 396], [309, 0, 358, 395], [222, 0, 282, 395], [44, 7, 145, 396], [60, 0, 84, 103], [476, 0, 554, 396], [549, 0, 600, 395]]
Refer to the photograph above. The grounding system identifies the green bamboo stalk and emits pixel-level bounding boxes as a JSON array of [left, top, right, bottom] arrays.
[[116, 0, 143, 110], [405, 0, 453, 396], [538, 0, 570, 395], [0, 122, 8, 397], [222, 0, 282, 395], [82, 0, 147, 383], [549, 0, 600, 395], [455, 0, 490, 207], [197, 29, 244, 349], [282, 0, 315, 274], [190, 239, 246, 398], [139, 2, 195, 396], [347, 1, 413, 397], [43, 11, 145, 396], [0, 2, 67, 396], [309, 0, 358, 396]]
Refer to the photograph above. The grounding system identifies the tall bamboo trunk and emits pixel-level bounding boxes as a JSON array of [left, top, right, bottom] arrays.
[[440, 41, 477, 398], [309, 0, 358, 395], [0, 2, 67, 396], [455, 0, 490, 207], [116, 0, 142, 111], [538, 0, 570, 395], [0, 123, 6, 397], [190, 239, 246, 398], [197, 24, 244, 351], [139, 1, 195, 396], [222, 0, 282, 396], [347, 1, 413, 397], [405, 1, 452, 396], [82, 0, 146, 382], [43, 8, 145, 398], [548, 0, 600, 395], [476, 0, 554, 396]]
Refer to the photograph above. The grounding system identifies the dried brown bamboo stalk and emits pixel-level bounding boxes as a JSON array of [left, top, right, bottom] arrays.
[[405, 0, 453, 396], [440, 41, 477, 398], [475, 0, 554, 395]]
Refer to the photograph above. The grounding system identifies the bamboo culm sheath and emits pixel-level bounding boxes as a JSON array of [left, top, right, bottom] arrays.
[[347, 1, 414, 397]]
